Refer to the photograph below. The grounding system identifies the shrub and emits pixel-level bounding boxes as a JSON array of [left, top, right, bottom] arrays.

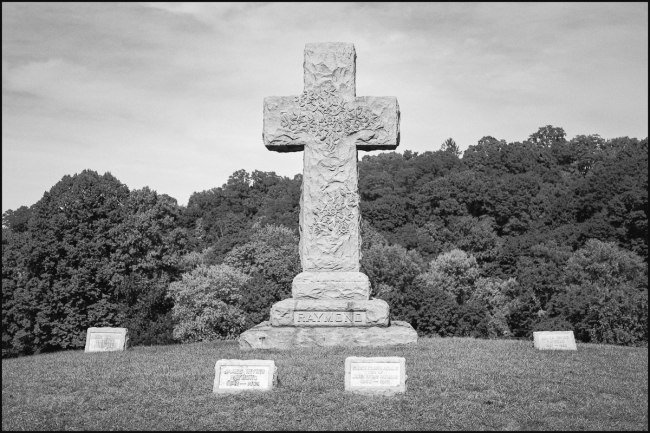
[[470, 277, 517, 338], [548, 239, 648, 346], [416, 250, 517, 338], [412, 286, 459, 337], [168, 264, 248, 342], [222, 223, 300, 327], [531, 316, 575, 333], [418, 249, 480, 304], [361, 243, 427, 324]]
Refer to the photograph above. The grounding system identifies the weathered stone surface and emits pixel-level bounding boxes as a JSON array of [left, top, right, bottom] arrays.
[[533, 331, 577, 351], [292, 271, 370, 300], [269, 298, 389, 327], [238, 320, 417, 350], [263, 96, 399, 152], [249, 43, 413, 347], [263, 42, 400, 273], [304, 42, 356, 97], [345, 356, 407, 396], [213, 359, 277, 394], [84, 327, 128, 352]]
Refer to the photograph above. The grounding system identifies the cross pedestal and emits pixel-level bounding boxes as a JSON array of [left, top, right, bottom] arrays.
[[239, 43, 417, 349]]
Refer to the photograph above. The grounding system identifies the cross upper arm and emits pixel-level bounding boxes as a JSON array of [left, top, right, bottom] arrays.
[[263, 96, 306, 152], [263, 95, 400, 153], [353, 96, 400, 151]]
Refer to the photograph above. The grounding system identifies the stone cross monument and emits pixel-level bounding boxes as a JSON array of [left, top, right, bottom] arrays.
[[239, 43, 418, 349]]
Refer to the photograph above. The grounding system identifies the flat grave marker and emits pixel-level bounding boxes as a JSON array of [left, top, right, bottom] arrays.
[[533, 331, 577, 351], [345, 356, 406, 396], [84, 327, 128, 352], [213, 359, 276, 394]]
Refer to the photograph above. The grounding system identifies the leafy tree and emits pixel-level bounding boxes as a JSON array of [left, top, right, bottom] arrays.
[[469, 277, 517, 337], [2, 171, 188, 355], [21, 170, 130, 351], [412, 286, 460, 337], [110, 187, 188, 346], [223, 224, 300, 293], [416, 216, 501, 265], [359, 149, 465, 248], [2, 228, 33, 357], [515, 241, 572, 309], [168, 264, 248, 342], [548, 239, 648, 345], [565, 239, 646, 289], [181, 170, 301, 262], [441, 138, 461, 157], [417, 249, 480, 304], [571, 137, 648, 259], [360, 219, 388, 252], [360, 243, 426, 325], [528, 125, 567, 148], [416, 250, 517, 338], [223, 224, 300, 328], [2, 206, 32, 233]]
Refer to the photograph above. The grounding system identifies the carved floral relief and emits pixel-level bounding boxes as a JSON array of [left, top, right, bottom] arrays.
[[280, 84, 381, 154]]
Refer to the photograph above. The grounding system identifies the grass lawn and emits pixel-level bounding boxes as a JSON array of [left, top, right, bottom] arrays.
[[2, 337, 648, 430]]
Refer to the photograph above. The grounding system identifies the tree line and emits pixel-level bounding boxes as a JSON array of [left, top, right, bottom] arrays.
[[2, 126, 647, 357]]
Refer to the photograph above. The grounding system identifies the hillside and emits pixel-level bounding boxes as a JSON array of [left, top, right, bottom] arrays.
[[2, 339, 648, 430]]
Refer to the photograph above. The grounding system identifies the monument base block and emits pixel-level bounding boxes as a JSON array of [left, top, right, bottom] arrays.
[[270, 298, 390, 327], [238, 320, 418, 350], [292, 271, 371, 300]]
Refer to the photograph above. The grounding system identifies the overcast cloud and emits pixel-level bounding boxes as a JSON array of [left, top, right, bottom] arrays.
[[2, 2, 647, 213]]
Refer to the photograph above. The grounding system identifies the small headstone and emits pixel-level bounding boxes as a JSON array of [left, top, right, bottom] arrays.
[[533, 331, 577, 351], [345, 356, 406, 396], [84, 327, 128, 352], [213, 359, 277, 394]]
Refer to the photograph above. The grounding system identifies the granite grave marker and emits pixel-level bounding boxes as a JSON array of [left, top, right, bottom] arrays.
[[533, 331, 577, 351], [345, 356, 407, 396], [213, 359, 277, 394], [84, 327, 128, 352]]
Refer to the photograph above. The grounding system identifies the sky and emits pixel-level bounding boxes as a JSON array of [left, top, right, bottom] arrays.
[[2, 2, 648, 213]]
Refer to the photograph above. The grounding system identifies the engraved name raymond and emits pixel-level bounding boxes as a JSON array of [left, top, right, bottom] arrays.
[[293, 311, 366, 326]]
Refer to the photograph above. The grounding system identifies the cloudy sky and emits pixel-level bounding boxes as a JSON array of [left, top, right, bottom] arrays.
[[2, 3, 648, 213]]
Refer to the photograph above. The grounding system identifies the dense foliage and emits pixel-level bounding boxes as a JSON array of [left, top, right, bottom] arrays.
[[2, 171, 187, 356], [3, 126, 648, 357]]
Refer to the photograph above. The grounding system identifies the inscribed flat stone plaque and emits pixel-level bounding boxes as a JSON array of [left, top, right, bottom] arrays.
[[213, 359, 276, 394], [533, 331, 577, 351], [84, 327, 127, 352], [345, 356, 406, 395]]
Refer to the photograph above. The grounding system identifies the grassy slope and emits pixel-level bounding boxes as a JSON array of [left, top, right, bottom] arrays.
[[2, 338, 648, 431]]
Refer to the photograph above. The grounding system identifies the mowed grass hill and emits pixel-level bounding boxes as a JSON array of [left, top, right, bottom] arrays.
[[2, 338, 647, 431]]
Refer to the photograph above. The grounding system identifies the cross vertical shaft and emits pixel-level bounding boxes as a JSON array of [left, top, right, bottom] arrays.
[[263, 42, 399, 297]]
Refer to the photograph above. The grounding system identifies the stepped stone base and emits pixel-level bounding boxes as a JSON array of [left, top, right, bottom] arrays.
[[292, 272, 370, 300], [238, 320, 418, 350]]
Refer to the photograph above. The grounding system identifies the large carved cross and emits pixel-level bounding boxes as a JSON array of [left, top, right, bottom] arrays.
[[263, 43, 400, 274]]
